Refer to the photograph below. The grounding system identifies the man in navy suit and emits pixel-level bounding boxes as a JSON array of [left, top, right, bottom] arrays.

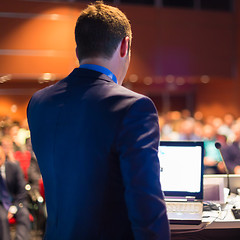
[[27, 1, 170, 239], [0, 144, 30, 240]]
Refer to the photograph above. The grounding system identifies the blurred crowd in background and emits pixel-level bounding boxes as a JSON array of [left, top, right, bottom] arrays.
[[159, 110, 240, 174], [0, 116, 46, 238], [1, 110, 240, 178], [1, 110, 240, 237]]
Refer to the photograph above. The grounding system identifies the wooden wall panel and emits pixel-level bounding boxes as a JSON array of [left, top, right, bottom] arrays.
[[0, 0, 239, 120], [124, 6, 234, 77], [0, 95, 31, 121], [0, 1, 234, 79], [195, 77, 239, 118]]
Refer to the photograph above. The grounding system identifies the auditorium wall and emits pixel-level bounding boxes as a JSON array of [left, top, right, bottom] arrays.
[[0, 0, 239, 121]]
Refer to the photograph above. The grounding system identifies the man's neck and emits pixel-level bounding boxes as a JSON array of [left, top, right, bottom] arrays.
[[80, 58, 113, 73], [79, 57, 120, 83]]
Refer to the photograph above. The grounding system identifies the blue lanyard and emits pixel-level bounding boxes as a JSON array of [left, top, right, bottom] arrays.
[[79, 64, 118, 84]]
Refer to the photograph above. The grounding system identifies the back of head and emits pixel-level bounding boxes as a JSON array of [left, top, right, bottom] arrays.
[[75, 1, 132, 62]]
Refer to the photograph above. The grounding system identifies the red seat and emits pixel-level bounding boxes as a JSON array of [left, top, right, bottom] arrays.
[[9, 213, 34, 224], [39, 178, 45, 200], [14, 151, 31, 180]]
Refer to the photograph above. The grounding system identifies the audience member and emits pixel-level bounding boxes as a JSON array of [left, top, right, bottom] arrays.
[[0, 116, 12, 139], [1, 135, 16, 163], [212, 117, 224, 133], [0, 145, 31, 240], [26, 138, 42, 192], [194, 121, 204, 139], [202, 124, 222, 174], [160, 112, 181, 140], [218, 113, 235, 138], [1, 135, 31, 180], [9, 123, 22, 152], [222, 123, 240, 174], [178, 118, 201, 141], [18, 119, 30, 147]]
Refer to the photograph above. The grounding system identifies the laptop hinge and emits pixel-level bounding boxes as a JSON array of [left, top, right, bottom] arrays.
[[165, 196, 197, 202], [186, 196, 196, 202]]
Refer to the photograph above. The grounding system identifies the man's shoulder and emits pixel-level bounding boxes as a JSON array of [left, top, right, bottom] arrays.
[[114, 84, 145, 99], [30, 82, 57, 102], [112, 84, 156, 109], [28, 76, 66, 111], [28, 68, 154, 112]]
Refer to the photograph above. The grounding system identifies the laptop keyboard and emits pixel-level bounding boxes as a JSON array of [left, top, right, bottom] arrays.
[[166, 202, 202, 213]]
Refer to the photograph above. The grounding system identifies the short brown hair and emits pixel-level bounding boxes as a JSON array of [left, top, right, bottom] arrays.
[[75, 1, 132, 61]]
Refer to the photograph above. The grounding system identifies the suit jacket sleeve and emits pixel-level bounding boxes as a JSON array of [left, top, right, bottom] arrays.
[[116, 96, 170, 240]]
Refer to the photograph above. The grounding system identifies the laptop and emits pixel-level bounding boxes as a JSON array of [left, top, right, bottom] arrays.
[[158, 141, 204, 225]]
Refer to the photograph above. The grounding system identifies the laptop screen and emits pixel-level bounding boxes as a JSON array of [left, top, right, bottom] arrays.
[[158, 141, 204, 200]]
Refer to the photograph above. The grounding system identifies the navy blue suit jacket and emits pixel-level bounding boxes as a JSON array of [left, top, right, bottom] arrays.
[[27, 68, 170, 240]]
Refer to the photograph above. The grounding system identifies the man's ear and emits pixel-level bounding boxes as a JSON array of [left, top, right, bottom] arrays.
[[120, 37, 130, 58], [75, 47, 79, 60]]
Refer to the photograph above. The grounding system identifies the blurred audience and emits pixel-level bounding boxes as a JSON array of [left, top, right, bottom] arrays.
[[0, 111, 240, 238], [1, 113, 240, 175], [1, 112, 240, 176], [159, 111, 240, 174], [0, 117, 45, 238], [0, 110, 239, 240], [0, 111, 240, 199]]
